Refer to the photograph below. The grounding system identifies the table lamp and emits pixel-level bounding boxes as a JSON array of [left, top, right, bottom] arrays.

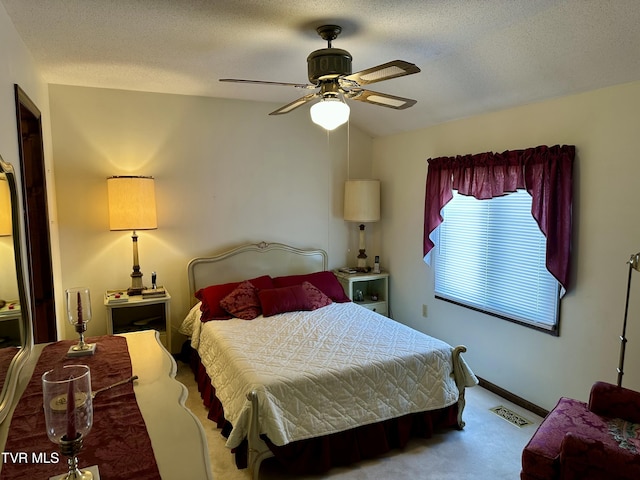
[[344, 179, 380, 271], [107, 176, 157, 295], [0, 176, 11, 309], [0, 175, 11, 237]]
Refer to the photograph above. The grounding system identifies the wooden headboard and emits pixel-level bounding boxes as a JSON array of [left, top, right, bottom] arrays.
[[187, 241, 328, 303]]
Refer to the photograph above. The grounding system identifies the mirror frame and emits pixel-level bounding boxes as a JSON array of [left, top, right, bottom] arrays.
[[0, 156, 32, 423]]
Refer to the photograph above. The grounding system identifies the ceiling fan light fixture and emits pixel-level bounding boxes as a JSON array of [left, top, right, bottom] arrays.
[[310, 97, 350, 130], [221, 25, 420, 122]]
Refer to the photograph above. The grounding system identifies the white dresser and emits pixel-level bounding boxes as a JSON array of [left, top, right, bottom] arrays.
[[0, 330, 212, 479]]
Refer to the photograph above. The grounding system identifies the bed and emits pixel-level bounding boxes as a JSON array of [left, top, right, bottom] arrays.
[[180, 241, 477, 478]]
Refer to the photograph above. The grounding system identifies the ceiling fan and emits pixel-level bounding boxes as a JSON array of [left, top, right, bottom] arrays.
[[220, 25, 421, 129]]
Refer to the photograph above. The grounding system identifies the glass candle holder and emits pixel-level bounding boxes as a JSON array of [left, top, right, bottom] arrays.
[[65, 287, 96, 356], [42, 365, 95, 480]]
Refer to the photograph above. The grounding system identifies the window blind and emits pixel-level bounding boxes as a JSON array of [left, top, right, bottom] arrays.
[[435, 189, 559, 329]]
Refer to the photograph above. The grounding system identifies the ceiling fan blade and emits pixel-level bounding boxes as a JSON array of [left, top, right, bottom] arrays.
[[220, 78, 316, 89], [342, 60, 420, 86], [269, 93, 321, 115], [345, 89, 417, 110]]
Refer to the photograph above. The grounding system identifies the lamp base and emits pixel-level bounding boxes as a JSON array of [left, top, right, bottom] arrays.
[[128, 231, 147, 296], [355, 225, 369, 270], [356, 247, 368, 269], [127, 286, 145, 296], [50, 464, 100, 480], [67, 343, 97, 357]]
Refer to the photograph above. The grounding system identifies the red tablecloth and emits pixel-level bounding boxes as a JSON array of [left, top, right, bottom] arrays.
[[1, 335, 161, 479], [0, 347, 19, 391]]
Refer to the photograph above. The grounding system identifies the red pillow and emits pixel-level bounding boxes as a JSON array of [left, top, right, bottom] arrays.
[[258, 285, 312, 317], [195, 275, 274, 321], [301, 282, 332, 310], [219, 281, 261, 320], [273, 271, 350, 303]]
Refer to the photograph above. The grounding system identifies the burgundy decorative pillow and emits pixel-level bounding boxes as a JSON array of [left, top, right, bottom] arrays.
[[301, 281, 332, 310], [272, 271, 350, 303], [220, 281, 262, 320], [258, 285, 313, 317], [195, 275, 274, 321]]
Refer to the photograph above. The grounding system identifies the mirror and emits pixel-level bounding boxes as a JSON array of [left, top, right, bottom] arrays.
[[0, 156, 32, 423]]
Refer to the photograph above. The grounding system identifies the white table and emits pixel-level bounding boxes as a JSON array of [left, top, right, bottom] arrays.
[[105, 291, 172, 352], [0, 330, 212, 479]]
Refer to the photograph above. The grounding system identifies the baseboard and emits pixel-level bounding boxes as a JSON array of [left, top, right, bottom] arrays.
[[477, 376, 549, 418]]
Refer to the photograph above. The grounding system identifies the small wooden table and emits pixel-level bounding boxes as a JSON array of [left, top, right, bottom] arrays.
[[0, 330, 212, 479]]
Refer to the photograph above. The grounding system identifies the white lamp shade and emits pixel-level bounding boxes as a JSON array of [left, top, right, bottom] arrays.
[[0, 177, 11, 236], [344, 180, 380, 223], [310, 98, 350, 130], [107, 176, 158, 231]]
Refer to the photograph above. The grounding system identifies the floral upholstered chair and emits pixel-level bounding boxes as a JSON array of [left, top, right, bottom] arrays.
[[521, 381, 640, 480]]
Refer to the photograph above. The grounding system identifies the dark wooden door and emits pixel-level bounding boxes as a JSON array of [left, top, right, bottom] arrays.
[[14, 85, 57, 343]]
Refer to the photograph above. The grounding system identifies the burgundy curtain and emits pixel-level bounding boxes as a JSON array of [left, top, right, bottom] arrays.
[[423, 145, 575, 293]]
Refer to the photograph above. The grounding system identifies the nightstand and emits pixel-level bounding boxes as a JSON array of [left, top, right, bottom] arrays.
[[105, 291, 171, 351], [0, 301, 22, 347], [334, 271, 389, 317]]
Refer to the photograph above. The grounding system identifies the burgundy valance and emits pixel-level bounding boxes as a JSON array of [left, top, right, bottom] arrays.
[[423, 144, 575, 293]]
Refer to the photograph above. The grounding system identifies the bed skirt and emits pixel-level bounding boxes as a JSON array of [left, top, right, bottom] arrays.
[[189, 347, 459, 474]]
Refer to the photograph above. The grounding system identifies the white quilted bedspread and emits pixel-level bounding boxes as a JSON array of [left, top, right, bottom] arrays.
[[194, 302, 476, 448]]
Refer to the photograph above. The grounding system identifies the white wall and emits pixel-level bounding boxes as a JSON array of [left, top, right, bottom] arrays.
[[374, 80, 640, 410], [48, 85, 373, 350], [0, 4, 58, 335]]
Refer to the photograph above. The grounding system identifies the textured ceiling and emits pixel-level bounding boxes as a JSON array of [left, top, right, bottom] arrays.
[[3, 0, 640, 137]]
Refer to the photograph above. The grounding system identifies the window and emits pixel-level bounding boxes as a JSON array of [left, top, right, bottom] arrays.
[[434, 189, 560, 332]]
